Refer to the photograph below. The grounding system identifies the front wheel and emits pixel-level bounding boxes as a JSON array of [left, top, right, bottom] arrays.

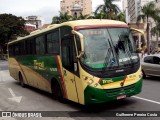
[[19, 74, 25, 88], [52, 81, 65, 103], [142, 70, 146, 79]]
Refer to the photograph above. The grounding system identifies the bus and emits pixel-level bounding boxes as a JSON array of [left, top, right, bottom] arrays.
[[8, 19, 144, 105]]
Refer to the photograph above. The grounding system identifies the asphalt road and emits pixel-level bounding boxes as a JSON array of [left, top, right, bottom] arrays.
[[0, 60, 160, 120]]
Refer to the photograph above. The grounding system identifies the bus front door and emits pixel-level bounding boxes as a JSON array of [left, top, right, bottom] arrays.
[[61, 36, 79, 103]]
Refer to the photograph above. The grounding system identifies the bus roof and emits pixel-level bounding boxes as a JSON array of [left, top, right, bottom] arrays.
[[8, 19, 127, 44]]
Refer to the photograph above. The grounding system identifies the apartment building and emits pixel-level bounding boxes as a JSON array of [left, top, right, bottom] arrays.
[[124, 0, 154, 23], [25, 16, 43, 29], [123, 0, 159, 49], [122, 0, 128, 23], [60, 0, 92, 17]]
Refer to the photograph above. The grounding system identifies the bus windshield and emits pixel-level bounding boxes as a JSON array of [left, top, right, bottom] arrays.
[[78, 28, 139, 69]]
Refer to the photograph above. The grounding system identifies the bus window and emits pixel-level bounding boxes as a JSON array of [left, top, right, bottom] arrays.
[[46, 30, 60, 54], [14, 43, 19, 56], [35, 36, 45, 55], [60, 26, 72, 38], [19, 41, 25, 55], [61, 36, 75, 72], [25, 39, 36, 55]]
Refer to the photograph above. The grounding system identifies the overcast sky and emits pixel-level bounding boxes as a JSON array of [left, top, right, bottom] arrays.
[[0, 0, 122, 24]]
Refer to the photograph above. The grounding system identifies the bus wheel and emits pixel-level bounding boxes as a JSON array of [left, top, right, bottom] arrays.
[[52, 81, 65, 103], [19, 73, 25, 88], [142, 70, 146, 79]]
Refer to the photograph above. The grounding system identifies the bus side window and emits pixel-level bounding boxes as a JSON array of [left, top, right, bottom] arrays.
[[62, 46, 70, 67], [19, 41, 25, 55], [61, 36, 75, 72], [35, 36, 45, 55], [8, 45, 13, 57], [15, 43, 19, 56], [46, 30, 60, 54]]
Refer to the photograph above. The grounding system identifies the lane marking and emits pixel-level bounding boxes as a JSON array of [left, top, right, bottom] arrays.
[[8, 88, 16, 97], [8, 88, 22, 103], [133, 96, 160, 105]]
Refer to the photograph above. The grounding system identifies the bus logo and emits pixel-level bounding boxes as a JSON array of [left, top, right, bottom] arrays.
[[102, 80, 114, 84], [33, 60, 45, 70]]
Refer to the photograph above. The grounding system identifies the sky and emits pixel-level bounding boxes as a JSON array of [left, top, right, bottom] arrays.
[[0, 0, 122, 24]]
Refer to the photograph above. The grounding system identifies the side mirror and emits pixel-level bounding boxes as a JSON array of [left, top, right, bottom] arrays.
[[72, 30, 84, 59]]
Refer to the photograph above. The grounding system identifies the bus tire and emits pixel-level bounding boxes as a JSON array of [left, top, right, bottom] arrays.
[[51, 80, 65, 103], [142, 70, 146, 79], [19, 73, 25, 88]]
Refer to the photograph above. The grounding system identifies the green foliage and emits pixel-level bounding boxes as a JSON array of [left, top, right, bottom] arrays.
[[51, 0, 125, 23], [0, 14, 28, 43], [137, 2, 156, 22], [94, 0, 121, 19], [0, 13, 29, 53], [52, 16, 61, 24], [137, 1, 160, 54]]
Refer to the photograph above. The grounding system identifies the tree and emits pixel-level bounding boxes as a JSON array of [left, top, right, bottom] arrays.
[[51, 12, 72, 24], [94, 0, 120, 19], [151, 8, 160, 50], [0, 13, 29, 54], [52, 12, 93, 23], [137, 2, 159, 55], [52, 16, 61, 24], [59, 12, 72, 23], [116, 12, 126, 22], [77, 13, 90, 20]]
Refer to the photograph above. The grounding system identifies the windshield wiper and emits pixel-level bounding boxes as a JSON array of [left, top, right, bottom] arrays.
[[104, 48, 111, 66], [102, 38, 116, 73], [118, 35, 134, 65], [102, 47, 111, 72]]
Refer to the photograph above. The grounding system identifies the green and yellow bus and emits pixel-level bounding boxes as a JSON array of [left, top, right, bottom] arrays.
[[8, 19, 144, 105]]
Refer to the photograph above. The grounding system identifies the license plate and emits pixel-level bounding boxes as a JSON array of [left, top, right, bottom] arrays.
[[117, 95, 126, 100]]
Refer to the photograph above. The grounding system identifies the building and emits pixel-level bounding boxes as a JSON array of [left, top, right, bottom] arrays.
[[125, 0, 159, 50], [127, 0, 137, 23], [41, 24, 50, 29], [122, 0, 128, 23], [60, 0, 92, 17], [25, 23, 37, 33], [25, 16, 43, 29], [125, 0, 154, 23]]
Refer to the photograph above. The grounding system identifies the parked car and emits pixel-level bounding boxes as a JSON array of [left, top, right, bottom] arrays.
[[141, 54, 160, 78]]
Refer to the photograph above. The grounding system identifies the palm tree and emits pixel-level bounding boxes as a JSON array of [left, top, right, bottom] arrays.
[[59, 12, 72, 23], [77, 13, 90, 20], [151, 14, 160, 49], [95, 0, 120, 19], [137, 2, 158, 55], [116, 12, 126, 22], [51, 16, 61, 24]]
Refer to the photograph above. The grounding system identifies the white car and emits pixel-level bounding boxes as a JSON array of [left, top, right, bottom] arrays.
[[141, 54, 160, 78]]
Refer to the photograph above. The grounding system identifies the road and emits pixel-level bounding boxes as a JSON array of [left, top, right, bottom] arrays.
[[0, 60, 160, 120]]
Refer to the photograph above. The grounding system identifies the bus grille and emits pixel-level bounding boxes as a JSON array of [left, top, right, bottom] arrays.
[[105, 84, 136, 97]]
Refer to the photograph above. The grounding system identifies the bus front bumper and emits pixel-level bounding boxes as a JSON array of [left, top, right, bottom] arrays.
[[84, 79, 142, 105]]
